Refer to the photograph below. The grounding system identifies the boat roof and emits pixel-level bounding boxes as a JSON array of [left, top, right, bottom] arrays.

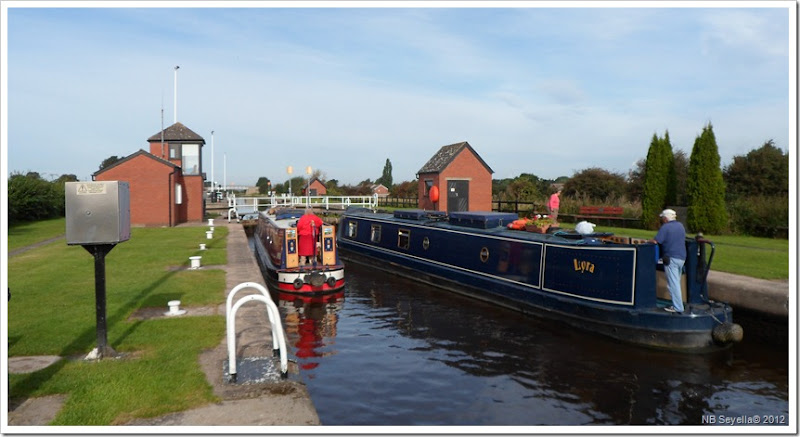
[[261, 208, 305, 229], [343, 209, 618, 245]]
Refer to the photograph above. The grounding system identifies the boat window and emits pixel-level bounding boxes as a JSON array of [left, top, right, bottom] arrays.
[[347, 221, 358, 238], [480, 247, 490, 263], [371, 224, 381, 243], [398, 229, 410, 250], [422, 237, 430, 250]]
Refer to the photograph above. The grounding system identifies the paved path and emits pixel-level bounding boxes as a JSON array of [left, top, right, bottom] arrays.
[[8, 235, 64, 257]]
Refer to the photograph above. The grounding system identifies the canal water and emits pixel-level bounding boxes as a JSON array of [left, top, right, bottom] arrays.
[[257, 245, 789, 426]]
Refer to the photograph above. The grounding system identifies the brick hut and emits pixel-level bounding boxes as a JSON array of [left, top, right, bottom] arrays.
[[93, 122, 206, 226], [417, 141, 493, 212], [303, 178, 328, 196]]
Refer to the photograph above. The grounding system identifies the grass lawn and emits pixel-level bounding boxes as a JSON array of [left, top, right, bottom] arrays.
[[8, 225, 229, 425], [584, 224, 790, 280], [379, 209, 790, 280], [8, 218, 67, 252]]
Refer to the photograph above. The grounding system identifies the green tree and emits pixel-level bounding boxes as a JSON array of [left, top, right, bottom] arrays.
[[641, 132, 674, 230], [255, 177, 271, 194], [663, 131, 677, 206], [390, 180, 418, 198], [673, 150, 689, 206], [376, 159, 393, 188], [99, 156, 121, 171], [687, 123, 729, 233], [493, 173, 550, 201], [562, 167, 626, 201], [723, 139, 789, 198], [325, 179, 342, 196], [505, 179, 539, 202], [626, 158, 646, 202]]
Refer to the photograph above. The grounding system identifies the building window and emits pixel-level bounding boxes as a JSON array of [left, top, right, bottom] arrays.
[[169, 144, 181, 160], [175, 183, 183, 204], [347, 221, 358, 238], [182, 143, 200, 175], [424, 179, 433, 196], [398, 229, 410, 250], [370, 224, 381, 243]]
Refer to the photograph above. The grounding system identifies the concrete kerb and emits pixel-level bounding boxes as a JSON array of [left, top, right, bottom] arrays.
[[707, 270, 789, 318]]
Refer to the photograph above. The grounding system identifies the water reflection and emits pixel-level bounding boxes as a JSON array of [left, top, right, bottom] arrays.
[[274, 261, 788, 426], [278, 292, 344, 374]]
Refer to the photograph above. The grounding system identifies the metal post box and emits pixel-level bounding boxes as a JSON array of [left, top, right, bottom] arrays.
[[65, 181, 131, 245]]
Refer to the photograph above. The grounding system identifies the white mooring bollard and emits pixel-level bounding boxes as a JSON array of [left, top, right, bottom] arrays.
[[189, 256, 202, 269], [199, 243, 206, 250], [206, 230, 213, 239], [165, 300, 186, 316], [209, 226, 215, 232], [208, 218, 215, 226]]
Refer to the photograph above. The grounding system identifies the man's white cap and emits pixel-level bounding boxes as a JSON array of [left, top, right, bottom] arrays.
[[660, 209, 677, 220]]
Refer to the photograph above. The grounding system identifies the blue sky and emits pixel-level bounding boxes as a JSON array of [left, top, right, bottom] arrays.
[[2, 2, 795, 187]]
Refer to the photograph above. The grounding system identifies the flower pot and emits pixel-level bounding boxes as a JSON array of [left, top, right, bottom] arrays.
[[525, 224, 551, 233]]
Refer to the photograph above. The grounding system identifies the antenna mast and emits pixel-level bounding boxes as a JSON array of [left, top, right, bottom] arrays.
[[160, 91, 165, 158], [173, 65, 180, 124]]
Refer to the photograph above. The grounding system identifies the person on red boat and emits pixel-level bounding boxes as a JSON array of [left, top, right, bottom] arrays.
[[297, 208, 324, 266]]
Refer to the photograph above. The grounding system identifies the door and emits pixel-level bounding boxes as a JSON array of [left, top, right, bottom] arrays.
[[447, 180, 469, 212]]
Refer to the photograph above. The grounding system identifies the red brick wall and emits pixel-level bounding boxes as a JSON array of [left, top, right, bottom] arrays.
[[95, 155, 178, 226], [417, 173, 440, 211], [307, 179, 327, 195], [417, 149, 492, 212], [440, 151, 492, 211], [146, 141, 205, 224], [373, 185, 389, 197], [182, 175, 205, 222]]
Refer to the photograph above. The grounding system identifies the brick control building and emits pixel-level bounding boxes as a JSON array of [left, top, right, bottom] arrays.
[[417, 141, 493, 212], [94, 122, 206, 226], [303, 178, 328, 196]]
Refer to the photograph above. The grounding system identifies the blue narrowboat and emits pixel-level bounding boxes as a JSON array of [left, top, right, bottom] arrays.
[[336, 208, 742, 351], [254, 208, 345, 294]]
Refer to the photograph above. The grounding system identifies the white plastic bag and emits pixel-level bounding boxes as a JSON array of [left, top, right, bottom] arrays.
[[575, 221, 596, 235]]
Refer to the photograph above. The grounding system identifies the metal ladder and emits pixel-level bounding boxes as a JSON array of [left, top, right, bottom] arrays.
[[225, 282, 288, 382]]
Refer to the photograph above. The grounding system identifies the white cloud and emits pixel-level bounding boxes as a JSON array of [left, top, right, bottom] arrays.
[[4, 5, 792, 187]]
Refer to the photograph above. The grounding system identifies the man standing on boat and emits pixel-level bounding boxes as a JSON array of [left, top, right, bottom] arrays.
[[297, 208, 324, 266], [650, 209, 686, 313]]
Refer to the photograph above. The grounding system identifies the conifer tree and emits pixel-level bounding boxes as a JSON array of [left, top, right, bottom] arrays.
[[663, 131, 677, 206], [377, 158, 393, 188], [641, 133, 669, 230], [687, 123, 729, 233]]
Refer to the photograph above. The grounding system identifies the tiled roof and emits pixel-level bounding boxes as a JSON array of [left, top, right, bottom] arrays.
[[417, 141, 494, 174], [147, 122, 205, 143], [93, 149, 179, 176]]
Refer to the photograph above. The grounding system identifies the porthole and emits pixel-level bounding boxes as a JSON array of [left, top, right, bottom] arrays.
[[422, 237, 430, 250], [480, 247, 490, 263]]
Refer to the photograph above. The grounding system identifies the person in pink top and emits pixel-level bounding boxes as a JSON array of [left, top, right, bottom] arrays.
[[297, 208, 324, 265], [548, 189, 562, 222]]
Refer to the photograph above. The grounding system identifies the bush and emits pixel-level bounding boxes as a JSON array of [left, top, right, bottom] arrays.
[[727, 195, 789, 238], [8, 173, 64, 224]]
